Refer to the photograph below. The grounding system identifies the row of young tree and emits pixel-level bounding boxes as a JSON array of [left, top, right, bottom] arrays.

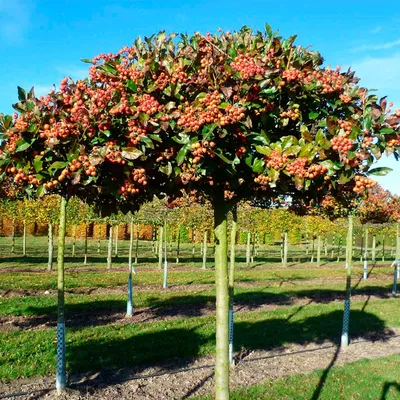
[[1, 26, 400, 398]]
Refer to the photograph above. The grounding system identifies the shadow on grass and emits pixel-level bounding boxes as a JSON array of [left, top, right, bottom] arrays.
[[380, 381, 400, 400], [65, 309, 391, 392], [12, 284, 395, 330]]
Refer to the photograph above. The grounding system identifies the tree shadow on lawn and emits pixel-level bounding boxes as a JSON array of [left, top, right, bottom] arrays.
[[65, 309, 392, 393], [12, 284, 395, 330]]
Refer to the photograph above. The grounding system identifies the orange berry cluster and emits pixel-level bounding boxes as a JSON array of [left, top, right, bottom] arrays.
[[4, 132, 19, 152], [231, 53, 265, 79], [266, 150, 288, 170], [137, 94, 162, 115], [338, 120, 352, 136], [361, 136, 373, 149], [190, 141, 216, 164], [286, 157, 308, 177], [305, 164, 328, 179], [280, 108, 300, 121], [353, 175, 377, 193], [14, 118, 28, 131], [331, 136, 353, 152], [156, 147, 175, 162], [254, 174, 271, 185], [339, 94, 352, 103], [282, 68, 301, 82]]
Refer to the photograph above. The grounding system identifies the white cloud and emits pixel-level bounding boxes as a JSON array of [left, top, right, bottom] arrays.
[[0, 0, 32, 44], [370, 26, 382, 34], [350, 39, 400, 53], [351, 53, 400, 99]]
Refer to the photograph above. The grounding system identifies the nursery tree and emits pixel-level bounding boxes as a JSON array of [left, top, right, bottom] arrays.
[[1, 25, 400, 399]]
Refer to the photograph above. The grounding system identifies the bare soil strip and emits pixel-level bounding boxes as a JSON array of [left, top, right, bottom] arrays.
[[1, 327, 400, 399], [0, 276, 391, 298]]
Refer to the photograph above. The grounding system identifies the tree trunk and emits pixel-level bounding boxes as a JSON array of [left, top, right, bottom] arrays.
[[305, 232, 309, 256], [126, 219, 134, 317], [11, 219, 15, 254], [341, 214, 353, 347], [396, 223, 400, 263], [192, 231, 196, 261], [163, 222, 168, 289], [48, 222, 54, 271], [331, 234, 335, 259], [372, 234, 376, 264], [246, 231, 251, 267], [56, 197, 67, 393], [135, 223, 139, 264], [107, 225, 113, 269], [72, 225, 77, 257], [282, 231, 288, 267], [114, 225, 119, 258], [22, 222, 27, 257], [311, 235, 315, 263], [97, 229, 101, 254], [176, 227, 181, 264], [202, 230, 208, 270], [337, 237, 341, 262], [214, 200, 230, 400], [158, 225, 163, 270], [251, 233, 255, 263], [229, 206, 237, 365], [317, 235, 321, 267], [382, 234, 385, 262], [83, 224, 88, 265], [324, 237, 328, 258], [363, 228, 368, 280]]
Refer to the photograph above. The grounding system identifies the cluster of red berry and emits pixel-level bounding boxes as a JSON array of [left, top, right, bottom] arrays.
[[231, 53, 265, 79], [266, 150, 288, 170], [331, 136, 353, 152], [353, 175, 377, 193]]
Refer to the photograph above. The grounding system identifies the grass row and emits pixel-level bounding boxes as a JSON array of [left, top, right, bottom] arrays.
[[1, 297, 399, 382], [197, 353, 400, 399], [0, 266, 395, 290]]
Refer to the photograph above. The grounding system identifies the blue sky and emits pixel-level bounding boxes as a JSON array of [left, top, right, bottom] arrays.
[[1, 0, 399, 194]]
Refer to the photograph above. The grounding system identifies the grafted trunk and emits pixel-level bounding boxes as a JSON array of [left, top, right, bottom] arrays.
[[317, 235, 321, 267], [158, 225, 163, 270], [214, 200, 230, 400], [341, 215, 353, 347], [228, 206, 237, 365], [48, 222, 54, 271], [282, 231, 288, 268], [202, 230, 208, 270], [246, 232, 251, 267], [107, 225, 113, 269], [56, 197, 67, 393], [22, 222, 27, 257]]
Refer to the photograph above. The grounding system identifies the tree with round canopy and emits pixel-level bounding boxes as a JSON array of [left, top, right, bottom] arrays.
[[1, 25, 400, 399]]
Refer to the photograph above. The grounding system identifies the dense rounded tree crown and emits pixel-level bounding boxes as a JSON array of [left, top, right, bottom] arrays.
[[0, 25, 399, 210]]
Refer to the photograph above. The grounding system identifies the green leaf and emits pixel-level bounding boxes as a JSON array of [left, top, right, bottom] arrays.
[[49, 161, 68, 170], [33, 156, 43, 173], [215, 150, 233, 165], [379, 127, 395, 134], [17, 86, 26, 101], [308, 111, 319, 120], [126, 80, 138, 92], [252, 158, 264, 173], [140, 135, 154, 149], [177, 144, 190, 166], [81, 58, 93, 64], [121, 147, 143, 160], [255, 145, 271, 156], [159, 162, 172, 176], [299, 143, 314, 158], [368, 167, 393, 176], [173, 133, 190, 145], [16, 139, 35, 152]]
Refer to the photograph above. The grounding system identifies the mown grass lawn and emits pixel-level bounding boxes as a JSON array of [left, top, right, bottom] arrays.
[[1, 298, 399, 382]]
